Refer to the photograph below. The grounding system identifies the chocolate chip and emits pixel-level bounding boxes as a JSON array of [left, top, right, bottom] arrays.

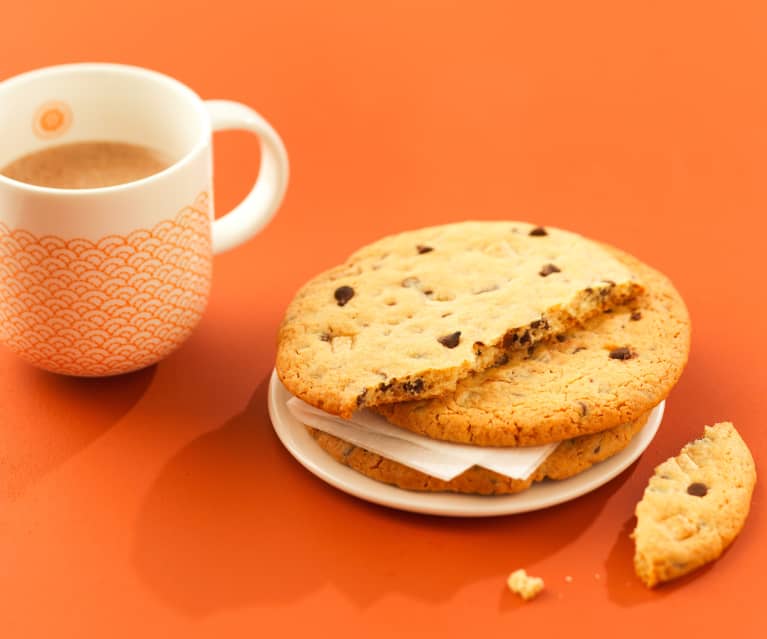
[[334, 285, 355, 306], [578, 401, 588, 416], [529, 226, 548, 237], [630, 311, 642, 321], [519, 330, 531, 345], [502, 332, 519, 348], [609, 347, 633, 360], [320, 333, 331, 342], [403, 378, 424, 394], [526, 345, 535, 356], [539, 264, 561, 277], [687, 482, 708, 497], [593, 444, 601, 454], [437, 331, 461, 348], [556, 334, 567, 343], [356, 390, 367, 406], [530, 318, 549, 329], [416, 245, 433, 254], [378, 380, 394, 392], [496, 353, 509, 366], [603, 309, 613, 314]]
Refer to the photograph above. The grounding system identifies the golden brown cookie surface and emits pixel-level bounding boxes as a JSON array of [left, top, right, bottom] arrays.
[[633, 422, 756, 588], [375, 249, 689, 446], [277, 222, 642, 417]]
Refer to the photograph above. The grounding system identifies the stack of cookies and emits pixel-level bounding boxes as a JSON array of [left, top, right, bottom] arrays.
[[276, 222, 690, 495]]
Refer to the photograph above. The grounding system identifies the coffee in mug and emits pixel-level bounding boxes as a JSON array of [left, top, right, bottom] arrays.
[[1, 141, 173, 189]]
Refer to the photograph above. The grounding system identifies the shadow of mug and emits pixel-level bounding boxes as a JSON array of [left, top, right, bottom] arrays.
[[0, 358, 155, 501]]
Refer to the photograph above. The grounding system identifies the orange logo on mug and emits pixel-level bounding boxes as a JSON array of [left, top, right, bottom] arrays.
[[0, 192, 212, 376], [33, 100, 72, 139]]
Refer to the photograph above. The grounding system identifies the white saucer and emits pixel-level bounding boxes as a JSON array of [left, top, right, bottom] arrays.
[[268, 370, 664, 517]]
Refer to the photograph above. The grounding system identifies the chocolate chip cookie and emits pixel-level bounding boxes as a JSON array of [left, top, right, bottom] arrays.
[[308, 411, 649, 495], [375, 248, 689, 446], [633, 422, 756, 587], [277, 222, 643, 417]]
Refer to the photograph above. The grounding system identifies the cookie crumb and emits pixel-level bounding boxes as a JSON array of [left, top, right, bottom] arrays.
[[507, 569, 544, 601]]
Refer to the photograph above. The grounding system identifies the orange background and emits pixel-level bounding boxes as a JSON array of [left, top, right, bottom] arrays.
[[1, 2, 764, 637]]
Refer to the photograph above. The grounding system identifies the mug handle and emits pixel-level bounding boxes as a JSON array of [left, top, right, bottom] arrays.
[[204, 100, 289, 254]]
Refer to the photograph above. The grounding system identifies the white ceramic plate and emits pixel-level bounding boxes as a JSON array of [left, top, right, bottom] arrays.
[[268, 370, 664, 517]]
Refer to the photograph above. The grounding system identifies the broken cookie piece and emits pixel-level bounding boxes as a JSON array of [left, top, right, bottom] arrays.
[[632, 422, 756, 588]]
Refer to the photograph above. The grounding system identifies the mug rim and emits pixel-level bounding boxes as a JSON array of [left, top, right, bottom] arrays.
[[0, 62, 211, 197]]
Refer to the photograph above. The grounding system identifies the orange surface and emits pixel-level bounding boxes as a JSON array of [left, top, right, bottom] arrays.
[[0, 2, 765, 637]]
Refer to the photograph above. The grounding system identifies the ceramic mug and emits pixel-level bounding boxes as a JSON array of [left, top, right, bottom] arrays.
[[0, 63, 288, 376]]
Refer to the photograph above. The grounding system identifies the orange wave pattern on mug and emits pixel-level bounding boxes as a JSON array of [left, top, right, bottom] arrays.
[[0, 192, 212, 376]]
